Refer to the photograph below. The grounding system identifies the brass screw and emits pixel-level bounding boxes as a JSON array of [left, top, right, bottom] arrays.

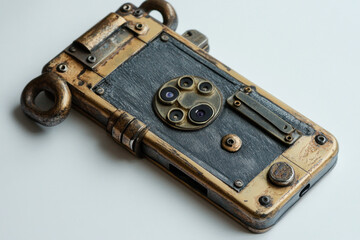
[[57, 64, 68, 73], [135, 23, 144, 30], [285, 135, 293, 142], [244, 86, 252, 93], [233, 100, 241, 107]]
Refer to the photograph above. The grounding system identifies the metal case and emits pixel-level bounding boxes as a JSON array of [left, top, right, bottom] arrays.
[[20, 0, 338, 233]]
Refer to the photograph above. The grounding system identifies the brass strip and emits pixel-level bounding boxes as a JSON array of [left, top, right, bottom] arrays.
[[76, 13, 126, 52]]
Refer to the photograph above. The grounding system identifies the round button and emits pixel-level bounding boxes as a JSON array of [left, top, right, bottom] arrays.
[[268, 162, 295, 187]]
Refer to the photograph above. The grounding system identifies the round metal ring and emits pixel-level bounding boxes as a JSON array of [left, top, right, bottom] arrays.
[[140, 0, 178, 31], [21, 72, 72, 127]]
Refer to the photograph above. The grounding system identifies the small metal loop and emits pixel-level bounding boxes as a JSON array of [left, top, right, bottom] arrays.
[[21, 72, 72, 127], [139, 0, 178, 31]]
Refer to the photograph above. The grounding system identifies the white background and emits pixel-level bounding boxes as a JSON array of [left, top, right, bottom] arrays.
[[1, 0, 359, 239]]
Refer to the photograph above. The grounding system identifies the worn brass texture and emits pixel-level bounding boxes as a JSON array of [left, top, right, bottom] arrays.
[[221, 134, 242, 152], [227, 87, 301, 144], [139, 0, 178, 31], [21, 72, 71, 127], [20, 0, 339, 233], [76, 13, 127, 52], [154, 76, 222, 130], [268, 162, 295, 187]]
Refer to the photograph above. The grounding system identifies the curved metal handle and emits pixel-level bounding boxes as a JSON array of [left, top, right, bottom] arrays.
[[140, 0, 178, 31], [21, 72, 72, 127]]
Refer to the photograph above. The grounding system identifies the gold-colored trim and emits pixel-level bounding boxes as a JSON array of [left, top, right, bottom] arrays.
[[40, 11, 338, 232]]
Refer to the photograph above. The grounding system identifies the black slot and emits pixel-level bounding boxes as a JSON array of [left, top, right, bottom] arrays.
[[169, 164, 208, 197], [299, 184, 311, 197]]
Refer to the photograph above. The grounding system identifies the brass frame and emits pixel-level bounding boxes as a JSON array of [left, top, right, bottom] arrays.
[[21, 1, 338, 233]]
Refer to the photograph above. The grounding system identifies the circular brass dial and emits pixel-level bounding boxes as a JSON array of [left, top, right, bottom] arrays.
[[153, 76, 222, 130]]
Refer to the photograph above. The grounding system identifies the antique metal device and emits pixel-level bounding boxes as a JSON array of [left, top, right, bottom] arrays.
[[20, 0, 338, 233]]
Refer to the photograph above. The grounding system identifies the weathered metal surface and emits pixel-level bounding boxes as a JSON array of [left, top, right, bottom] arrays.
[[20, 0, 339, 233], [268, 162, 295, 187], [76, 13, 127, 52], [227, 87, 301, 144], [139, 0, 178, 31], [221, 134, 242, 153], [153, 75, 223, 130], [95, 35, 289, 192], [21, 72, 72, 126], [182, 29, 209, 52]]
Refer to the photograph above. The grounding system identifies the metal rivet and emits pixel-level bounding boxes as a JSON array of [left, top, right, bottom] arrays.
[[69, 46, 76, 53], [78, 80, 84, 86], [95, 87, 105, 96], [259, 196, 271, 207], [285, 135, 293, 142], [244, 86, 252, 93], [133, 9, 143, 17], [268, 162, 295, 187], [57, 64, 68, 73], [135, 23, 144, 30], [222, 134, 242, 152], [161, 34, 169, 42], [87, 55, 96, 63], [315, 134, 328, 145], [122, 4, 132, 12], [233, 100, 241, 107], [234, 180, 244, 188]]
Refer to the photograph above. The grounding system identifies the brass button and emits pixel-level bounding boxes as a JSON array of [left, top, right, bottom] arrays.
[[221, 134, 242, 152], [268, 162, 295, 187]]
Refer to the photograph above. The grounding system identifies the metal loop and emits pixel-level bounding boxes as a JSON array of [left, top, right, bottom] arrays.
[[140, 0, 178, 31], [21, 72, 72, 127]]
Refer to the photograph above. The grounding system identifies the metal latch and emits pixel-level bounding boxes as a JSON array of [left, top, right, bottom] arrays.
[[227, 86, 301, 144]]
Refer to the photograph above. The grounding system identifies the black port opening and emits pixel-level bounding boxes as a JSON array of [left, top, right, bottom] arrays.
[[299, 184, 311, 197], [169, 164, 208, 197]]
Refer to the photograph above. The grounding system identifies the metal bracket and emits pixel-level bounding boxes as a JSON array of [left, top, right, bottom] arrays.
[[65, 13, 133, 69], [182, 30, 209, 52], [227, 87, 301, 144]]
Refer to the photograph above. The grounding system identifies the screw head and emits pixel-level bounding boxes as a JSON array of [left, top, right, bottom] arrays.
[[57, 64, 68, 73], [259, 196, 271, 207], [233, 100, 241, 107], [244, 86, 252, 93], [87, 55, 97, 63], [135, 23, 144, 30], [234, 180, 244, 188], [69, 46, 76, 53], [121, 4, 132, 12], [315, 134, 327, 145], [95, 87, 105, 96], [133, 9, 144, 17], [285, 135, 293, 142], [161, 34, 169, 42]]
